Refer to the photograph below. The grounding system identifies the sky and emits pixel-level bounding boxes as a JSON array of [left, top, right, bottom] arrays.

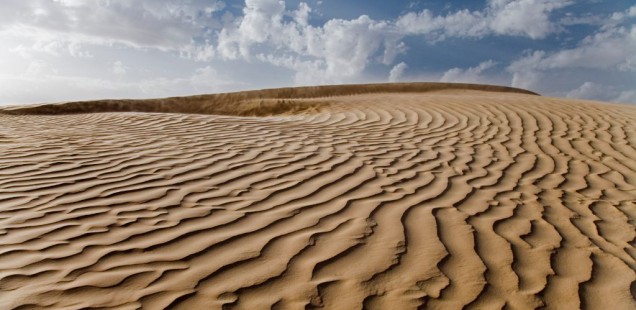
[[0, 0, 635, 105]]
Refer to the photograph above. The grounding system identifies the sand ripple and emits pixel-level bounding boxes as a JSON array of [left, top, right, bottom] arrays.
[[0, 86, 635, 309]]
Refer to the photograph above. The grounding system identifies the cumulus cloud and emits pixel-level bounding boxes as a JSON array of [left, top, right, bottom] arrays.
[[217, 0, 574, 85], [566, 82, 609, 101], [566, 82, 636, 104], [440, 60, 497, 83], [0, 0, 578, 93], [512, 28, 636, 72], [538, 5, 636, 71], [505, 9, 636, 103], [508, 22, 636, 91], [1, 0, 634, 105], [488, 0, 571, 38], [217, 1, 403, 84], [396, 0, 571, 40], [614, 90, 636, 104], [389, 62, 408, 82], [396, 9, 489, 39]]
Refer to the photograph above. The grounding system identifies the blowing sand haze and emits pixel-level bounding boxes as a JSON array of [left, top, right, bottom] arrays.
[[0, 83, 635, 309]]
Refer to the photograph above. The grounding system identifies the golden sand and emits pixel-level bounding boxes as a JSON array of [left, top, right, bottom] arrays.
[[0, 83, 635, 309]]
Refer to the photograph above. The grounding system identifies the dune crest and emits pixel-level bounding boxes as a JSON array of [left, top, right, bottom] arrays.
[[0, 82, 536, 116], [0, 85, 635, 309]]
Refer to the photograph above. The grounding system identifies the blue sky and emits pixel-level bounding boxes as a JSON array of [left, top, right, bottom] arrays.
[[0, 0, 634, 105]]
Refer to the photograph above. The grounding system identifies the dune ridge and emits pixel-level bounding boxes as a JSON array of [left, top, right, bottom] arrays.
[[0, 85, 635, 309], [0, 82, 537, 116]]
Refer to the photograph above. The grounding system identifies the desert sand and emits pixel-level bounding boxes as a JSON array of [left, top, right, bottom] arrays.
[[0, 83, 635, 309]]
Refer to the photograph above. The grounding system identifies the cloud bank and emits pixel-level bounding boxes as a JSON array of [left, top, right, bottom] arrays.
[[0, 0, 634, 105]]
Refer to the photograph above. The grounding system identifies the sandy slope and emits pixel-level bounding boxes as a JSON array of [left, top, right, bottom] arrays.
[[0, 83, 635, 309]]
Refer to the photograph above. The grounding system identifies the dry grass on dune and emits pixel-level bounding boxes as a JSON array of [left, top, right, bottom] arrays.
[[0, 82, 537, 116], [0, 83, 635, 309], [0, 97, 329, 117]]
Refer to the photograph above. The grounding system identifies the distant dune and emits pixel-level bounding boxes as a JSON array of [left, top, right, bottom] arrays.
[[0, 83, 635, 309], [0, 82, 537, 116]]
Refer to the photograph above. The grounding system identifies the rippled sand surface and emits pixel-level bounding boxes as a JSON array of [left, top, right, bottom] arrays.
[[1, 84, 635, 309]]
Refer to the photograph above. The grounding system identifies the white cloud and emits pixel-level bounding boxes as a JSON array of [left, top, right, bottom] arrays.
[[10, 39, 93, 59], [498, 4, 636, 104], [508, 24, 636, 91], [214, 0, 572, 86], [559, 5, 636, 28], [566, 82, 608, 100], [1, 0, 634, 106], [111, 61, 128, 76], [607, 5, 636, 26], [488, 0, 571, 39], [293, 2, 311, 26], [0, 65, 241, 105], [396, 0, 571, 40], [0, 0, 224, 53], [614, 90, 636, 104], [559, 14, 604, 26], [256, 53, 337, 86], [389, 62, 408, 82], [0, 0, 577, 95], [313, 16, 394, 79], [381, 40, 407, 65], [138, 65, 240, 96], [218, 0, 573, 85], [180, 41, 216, 61], [566, 82, 636, 104], [218, 1, 404, 84], [440, 60, 497, 83], [396, 9, 489, 39]]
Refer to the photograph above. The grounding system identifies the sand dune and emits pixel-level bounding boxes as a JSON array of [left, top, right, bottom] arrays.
[[0, 83, 635, 309]]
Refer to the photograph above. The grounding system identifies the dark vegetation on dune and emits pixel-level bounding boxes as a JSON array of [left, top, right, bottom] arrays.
[[0, 82, 539, 116]]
